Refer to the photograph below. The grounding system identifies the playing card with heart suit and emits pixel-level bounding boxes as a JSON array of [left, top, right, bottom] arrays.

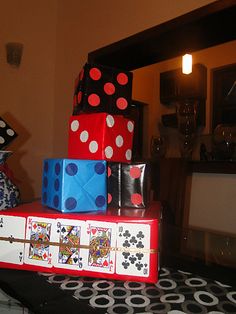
[[116, 222, 150, 277], [52, 219, 86, 270], [24, 217, 56, 268], [84, 221, 116, 274], [0, 215, 25, 265]]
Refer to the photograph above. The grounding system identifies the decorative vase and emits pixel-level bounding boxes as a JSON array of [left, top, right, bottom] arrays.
[[176, 99, 197, 159], [0, 150, 20, 210]]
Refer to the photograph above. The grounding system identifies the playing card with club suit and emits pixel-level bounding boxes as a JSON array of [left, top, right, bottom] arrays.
[[52, 218, 86, 270], [24, 216, 56, 268], [116, 222, 150, 277], [0, 215, 25, 265], [84, 220, 116, 274]]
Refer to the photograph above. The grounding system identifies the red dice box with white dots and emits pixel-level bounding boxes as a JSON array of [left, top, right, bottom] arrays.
[[68, 113, 134, 162], [73, 63, 133, 116]]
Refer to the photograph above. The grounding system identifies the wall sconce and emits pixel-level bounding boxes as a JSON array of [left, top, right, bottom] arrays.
[[182, 54, 192, 74], [5, 42, 23, 67]]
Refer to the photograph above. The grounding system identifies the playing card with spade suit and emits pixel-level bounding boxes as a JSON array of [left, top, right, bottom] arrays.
[[84, 220, 116, 274], [24, 216, 56, 268], [52, 218, 86, 270], [0, 215, 25, 265]]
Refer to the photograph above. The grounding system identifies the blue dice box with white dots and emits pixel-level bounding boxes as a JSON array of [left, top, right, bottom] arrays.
[[42, 159, 107, 213]]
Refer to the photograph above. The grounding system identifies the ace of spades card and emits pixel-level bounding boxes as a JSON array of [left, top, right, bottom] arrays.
[[116, 223, 151, 277], [84, 221, 116, 274], [24, 216, 56, 268], [52, 219, 86, 270], [0, 215, 25, 265]]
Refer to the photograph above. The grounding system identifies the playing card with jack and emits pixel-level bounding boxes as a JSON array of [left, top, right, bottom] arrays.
[[84, 220, 116, 274]]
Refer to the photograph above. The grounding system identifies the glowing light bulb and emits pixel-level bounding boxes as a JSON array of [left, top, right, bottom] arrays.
[[182, 54, 192, 74]]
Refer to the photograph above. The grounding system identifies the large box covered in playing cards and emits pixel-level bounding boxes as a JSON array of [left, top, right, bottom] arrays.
[[0, 201, 161, 283], [73, 63, 133, 116], [42, 159, 107, 213], [68, 114, 134, 162], [107, 162, 149, 208]]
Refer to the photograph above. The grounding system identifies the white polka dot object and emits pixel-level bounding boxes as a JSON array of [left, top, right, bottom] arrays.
[[105, 146, 113, 158], [106, 115, 115, 127], [115, 135, 123, 147], [127, 121, 134, 132], [125, 149, 132, 161], [80, 130, 89, 142], [71, 120, 79, 131], [0, 120, 6, 128], [6, 129, 15, 136], [89, 141, 98, 153]]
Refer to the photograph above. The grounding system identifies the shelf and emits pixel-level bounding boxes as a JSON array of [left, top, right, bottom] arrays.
[[190, 160, 236, 174]]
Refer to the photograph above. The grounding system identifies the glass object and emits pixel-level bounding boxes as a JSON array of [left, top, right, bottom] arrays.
[[176, 99, 197, 159], [212, 124, 236, 160], [150, 136, 166, 159]]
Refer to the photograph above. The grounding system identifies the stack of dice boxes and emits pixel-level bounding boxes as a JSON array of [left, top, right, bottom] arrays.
[[0, 63, 160, 283], [42, 63, 149, 213], [38, 63, 157, 282]]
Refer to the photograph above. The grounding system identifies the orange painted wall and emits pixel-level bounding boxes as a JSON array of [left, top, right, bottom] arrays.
[[0, 0, 217, 200]]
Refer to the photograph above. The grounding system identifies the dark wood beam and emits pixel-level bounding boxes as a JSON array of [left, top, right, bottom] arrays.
[[88, 0, 236, 70]]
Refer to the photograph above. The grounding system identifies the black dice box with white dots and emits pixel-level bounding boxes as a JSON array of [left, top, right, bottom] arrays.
[[73, 63, 133, 116], [0, 117, 18, 149]]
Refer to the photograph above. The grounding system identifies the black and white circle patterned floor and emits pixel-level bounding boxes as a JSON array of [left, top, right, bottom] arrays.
[[39, 267, 236, 313]]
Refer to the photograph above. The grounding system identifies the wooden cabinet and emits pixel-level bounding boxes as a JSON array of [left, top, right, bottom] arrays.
[[160, 64, 207, 105]]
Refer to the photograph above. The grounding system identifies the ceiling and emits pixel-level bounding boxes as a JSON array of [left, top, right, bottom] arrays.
[[88, 1, 236, 70]]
